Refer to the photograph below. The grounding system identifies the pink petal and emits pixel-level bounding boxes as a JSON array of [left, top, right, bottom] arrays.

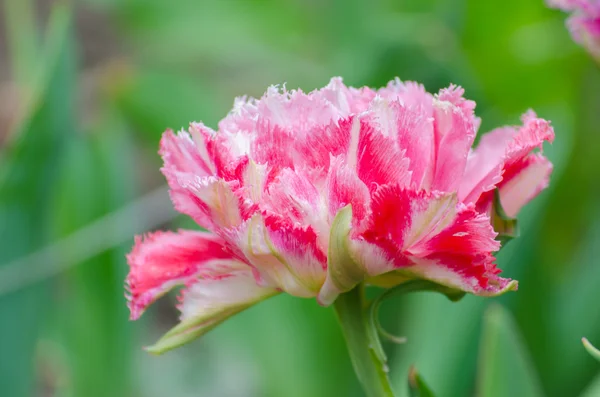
[[126, 230, 244, 320], [319, 186, 460, 303], [326, 155, 371, 224], [458, 127, 515, 204], [175, 175, 244, 230], [359, 185, 457, 269], [436, 85, 477, 122], [220, 80, 348, 142], [354, 117, 412, 190], [256, 85, 343, 134], [314, 115, 412, 191], [232, 213, 327, 297], [160, 128, 215, 178], [300, 118, 352, 172], [388, 101, 435, 189], [429, 91, 477, 192], [407, 207, 511, 295], [178, 270, 278, 323], [160, 130, 216, 227], [160, 126, 250, 229], [505, 111, 555, 161], [264, 214, 328, 286], [494, 153, 553, 218], [217, 96, 260, 135], [371, 84, 478, 193], [328, 187, 513, 300], [460, 111, 554, 213], [261, 167, 326, 229], [377, 78, 434, 112], [250, 120, 296, 170], [320, 77, 377, 114]]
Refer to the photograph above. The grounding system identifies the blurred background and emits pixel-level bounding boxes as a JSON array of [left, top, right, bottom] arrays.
[[1, 0, 599, 396]]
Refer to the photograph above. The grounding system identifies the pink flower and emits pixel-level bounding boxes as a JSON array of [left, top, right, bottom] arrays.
[[548, 0, 600, 59], [126, 78, 554, 352]]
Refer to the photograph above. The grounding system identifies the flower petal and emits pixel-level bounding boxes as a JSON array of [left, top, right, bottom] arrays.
[[262, 167, 324, 224], [406, 206, 514, 296], [160, 128, 215, 178], [176, 175, 244, 230], [326, 155, 371, 224], [377, 78, 433, 111], [494, 153, 553, 218], [318, 186, 459, 303], [458, 127, 515, 204], [146, 270, 278, 354], [160, 130, 216, 227], [355, 117, 412, 190], [126, 230, 240, 320], [504, 111, 555, 163], [231, 213, 328, 297], [335, 186, 514, 297], [460, 111, 554, 213], [429, 89, 477, 192], [361, 186, 457, 262], [320, 77, 376, 114], [390, 102, 435, 190]]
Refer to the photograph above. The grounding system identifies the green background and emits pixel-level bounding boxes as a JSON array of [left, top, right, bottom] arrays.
[[1, 0, 599, 396]]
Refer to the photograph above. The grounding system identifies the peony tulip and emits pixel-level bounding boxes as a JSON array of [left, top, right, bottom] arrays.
[[126, 77, 554, 354]]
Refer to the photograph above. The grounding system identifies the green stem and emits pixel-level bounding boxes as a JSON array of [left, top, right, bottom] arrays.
[[333, 284, 395, 397]]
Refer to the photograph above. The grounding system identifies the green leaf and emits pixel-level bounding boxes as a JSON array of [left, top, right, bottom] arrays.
[[408, 366, 436, 397], [582, 338, 600, 362], [0, 4, 74, 397], [477, 304, 544, 397], [46, 112, 137, 397], [580, 375, 600, 397]]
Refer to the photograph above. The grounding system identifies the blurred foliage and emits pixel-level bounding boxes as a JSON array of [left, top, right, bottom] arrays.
[[0, 0, 599, 396], [476, 304, 544, 397]]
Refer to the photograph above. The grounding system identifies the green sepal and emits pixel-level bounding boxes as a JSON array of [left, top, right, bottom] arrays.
[[492, 189, 519, 247], [408, 366, 436, 397]]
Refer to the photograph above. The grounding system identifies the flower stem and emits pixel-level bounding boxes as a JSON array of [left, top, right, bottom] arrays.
[[333, 284, 395, 397]]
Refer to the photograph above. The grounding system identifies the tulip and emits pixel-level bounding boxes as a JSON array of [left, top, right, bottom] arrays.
[[126, 77, 554, 396]]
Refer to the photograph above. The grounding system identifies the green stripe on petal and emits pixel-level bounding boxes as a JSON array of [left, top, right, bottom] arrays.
[[146, 275, 279, 354], [318, 205, 365, 306]]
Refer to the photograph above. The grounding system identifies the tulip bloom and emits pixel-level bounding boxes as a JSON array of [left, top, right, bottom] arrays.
[[548, 0, 600, 60], [126, 78, 553, 353]]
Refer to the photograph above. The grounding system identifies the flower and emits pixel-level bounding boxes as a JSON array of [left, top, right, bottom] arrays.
[[548, 0, 600, 60], [126, 77, 554, 352]]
